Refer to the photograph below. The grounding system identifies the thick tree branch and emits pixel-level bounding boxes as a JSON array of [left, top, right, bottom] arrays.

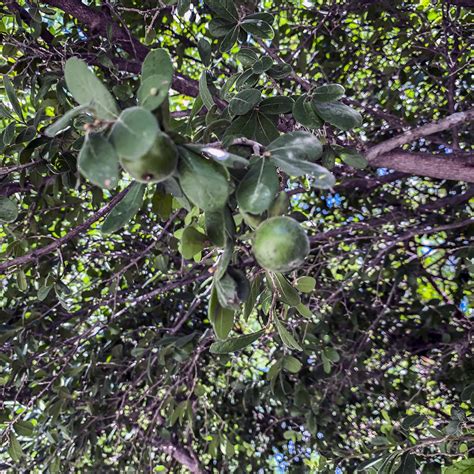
[[40, 0, 201, 98], [0, 186, 131, 274], [366, 109, 474, 160], [370, 151, 474, 183]]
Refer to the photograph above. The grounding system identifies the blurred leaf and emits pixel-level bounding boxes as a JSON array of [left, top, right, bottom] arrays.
[[110, 106, 159, 160], [313, 101, 363, 130], [78, 134, 119, 189], [275, 318, 303, 351], [313, 83, 345, 102], [229, 88, 261, 116], [101, 183, 145, 234], [181, 226, 207, 259], [64, 57, 118, 120], [209, 330, 264, 354], [0, 197, 19, 223], [236, 158, 279, 214]]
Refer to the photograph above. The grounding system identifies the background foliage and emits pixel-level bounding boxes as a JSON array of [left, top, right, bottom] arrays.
[[0, 0, 473, 472]]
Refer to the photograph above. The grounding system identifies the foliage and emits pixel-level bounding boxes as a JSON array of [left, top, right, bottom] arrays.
[[0, 0, 473, 472]]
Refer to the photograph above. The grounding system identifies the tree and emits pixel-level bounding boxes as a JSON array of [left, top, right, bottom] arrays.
[[0, 0, 473, 472]]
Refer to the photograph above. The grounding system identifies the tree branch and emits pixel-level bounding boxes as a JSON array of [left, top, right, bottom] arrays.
[[370, 151, 474, 183], [0, 186, 131, 274], [40, 0, 201, 98], [366, 109, 474, 160]]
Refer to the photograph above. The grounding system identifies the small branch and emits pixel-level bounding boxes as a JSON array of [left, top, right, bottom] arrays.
[[0, 186, 131, 274]]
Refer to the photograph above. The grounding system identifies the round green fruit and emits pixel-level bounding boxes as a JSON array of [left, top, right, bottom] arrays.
[[253, 216, 310, 273], [120, 133, 177, 183]]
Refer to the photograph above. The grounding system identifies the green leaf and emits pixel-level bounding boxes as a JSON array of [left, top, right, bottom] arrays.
[[324, 347, 340, 362], [313, 101, 363, 131], [177, 0, 191, 15], [229, 88, 262, 116], [138, 75, 172, 111], [45, 104, 90, 137], [8, 434, 23, 462], [209, 330, 264, 354], [78, 134, 119, 189], [235, 69, 260, 90], [275, 318, 302, 351], [138, 49, 173, 111], [205, 207, 235, 247], [321, 352, 331, 373], [295, 276, 316, 293], [199, 70, 215, 111], [236, 158, 279, 214], [215, 238, 234, 280], [339, 149, 368, 169], [282, 355, 302, 373], [208, 18, 235, 38], [141, 48, 174, 83], [444, 459, 474, 474], [395, 453, 417, 474], [14, 420, 34, 437], [271, 273, 301, 307], [198, 38, 212, 67], [245, 12, 273, 22], [37, 284, 53, 301], [268, 131, 329, 180], [226, 111, 279, 146], [110, 106, 159, 160], [178, 147, 230, 211], [402, 414, 426, 430], [212, 305, 234, 340], [101, 183, 145, 234], [269, 191, 289, 217], [267, 63, 293, 79], [180, 226, 207, 259], [0, 197, 19, 223], [243, 274, 262, 320], [322, 146, 336, 169], [292, 95, 323, 129], [313, 83, 345, 102], [2, 75, 23, 120], [220, 73, 240, 100], [215, 268, 250, 310], [259, 96, 294, 115], [0, 103, 14, 120], [199, 147, 249, 168], [251, 56, 274, 73], [241, 19, 274, 39], [205, 0, 239, 22], [17, 269, 28, 292], [219, 26, 239, 53], [296, 303, 313, 317], [64, 57, 118, 120], [2, 122, 15, 145], [236, 48, 258, 67]]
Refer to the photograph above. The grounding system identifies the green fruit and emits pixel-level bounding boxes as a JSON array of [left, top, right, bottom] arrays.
[[253, 216, 309, 272], [120, 133, 177, 183]]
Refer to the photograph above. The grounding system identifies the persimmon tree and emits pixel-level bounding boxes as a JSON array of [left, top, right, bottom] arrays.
[[0, 1, 473, 472]]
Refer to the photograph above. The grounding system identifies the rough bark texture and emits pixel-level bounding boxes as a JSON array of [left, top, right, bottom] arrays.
[[370, 151, 474, 183]]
